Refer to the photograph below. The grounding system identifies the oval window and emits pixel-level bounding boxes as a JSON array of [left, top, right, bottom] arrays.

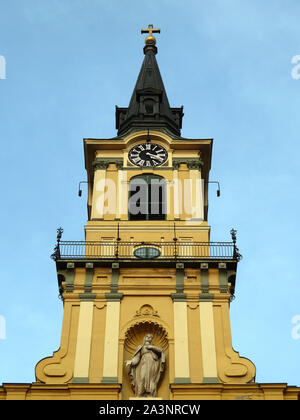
[[134, 246, 161, 259]]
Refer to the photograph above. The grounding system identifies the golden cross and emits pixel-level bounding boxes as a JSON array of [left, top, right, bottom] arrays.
[[141, 24, 160, 37]]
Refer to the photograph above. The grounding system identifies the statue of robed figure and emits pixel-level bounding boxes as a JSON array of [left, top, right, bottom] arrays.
[[125, 333, 165, 398]]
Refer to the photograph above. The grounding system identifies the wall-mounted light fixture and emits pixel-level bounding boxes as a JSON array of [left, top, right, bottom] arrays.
[[78, 181, 89, 197], [207, 181, 221, 197]]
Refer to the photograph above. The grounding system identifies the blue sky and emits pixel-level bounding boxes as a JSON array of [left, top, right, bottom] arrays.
[[0, 0, 299, 386]]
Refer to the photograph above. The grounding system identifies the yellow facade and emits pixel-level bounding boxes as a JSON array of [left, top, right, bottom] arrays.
[[1, 29, 299, 401]]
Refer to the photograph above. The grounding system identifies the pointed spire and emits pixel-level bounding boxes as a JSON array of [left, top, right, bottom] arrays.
[[116, 26, 184, 137]]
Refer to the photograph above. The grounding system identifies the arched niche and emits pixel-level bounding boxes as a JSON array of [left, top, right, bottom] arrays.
[[121, 318, 170, 400]]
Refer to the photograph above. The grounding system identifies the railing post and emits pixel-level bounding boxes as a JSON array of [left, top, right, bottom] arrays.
[[51, 227, 63, 260], [115, 223, 121, 259], [173, 223, 178, 260], [230, 228, 242, 261]]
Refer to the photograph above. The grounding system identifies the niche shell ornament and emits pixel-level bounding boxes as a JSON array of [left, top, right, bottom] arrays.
[[128, 143, 168, 167]]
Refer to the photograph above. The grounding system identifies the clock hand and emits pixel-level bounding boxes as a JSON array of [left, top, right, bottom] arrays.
[[146, 152, 164, 161]]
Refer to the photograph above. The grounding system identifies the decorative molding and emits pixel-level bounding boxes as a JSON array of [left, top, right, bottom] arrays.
[[79, 293, 97, 302], [93, 159, 109, 170], [171, 292, 187, 302], [202, 377, 220, 384], [175, 263, 185, 294], [112, 262, 119, 269], [187, 303, 199, 310], [200, 266, 209, 294], [187, 160, 203, 170], [124, 165, 173, 171], [95, 302, 106, 310], [110, 263, 120, 294], [101, 377, 119, 384], [199, 293, 214, 302], [115, 161, 124, 170], [176, 263, 184, 270], [172, 161, 181, 170], [105, 292, 123, 302], [172, 158, 203, 171], [84, 263, 94, 293], [218, 263, 227, 269], [64, 265, 75, 293], [219, 267, 228, 294], [67, 262, 75, 269], [134, 304, 160, 318], [93, 158, 123, 171], [72, 377, 89, 384], [174, 378, 191, 384]]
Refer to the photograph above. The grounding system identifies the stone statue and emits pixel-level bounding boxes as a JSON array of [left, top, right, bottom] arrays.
[[125, 333, 165, 398]]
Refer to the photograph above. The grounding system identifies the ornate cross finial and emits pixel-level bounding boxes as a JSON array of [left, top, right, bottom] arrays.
[[141, 24, 160, 38], [141, 24, 161, 54]]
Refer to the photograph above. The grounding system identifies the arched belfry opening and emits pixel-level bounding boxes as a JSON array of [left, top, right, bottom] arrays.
[[128, 174, 166, 221]]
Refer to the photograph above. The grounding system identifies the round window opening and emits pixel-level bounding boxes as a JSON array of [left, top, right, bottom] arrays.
[[134, 246, 161, 259]]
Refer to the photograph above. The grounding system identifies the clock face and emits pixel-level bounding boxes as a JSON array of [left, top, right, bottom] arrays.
[[128, 143, 168, 167]]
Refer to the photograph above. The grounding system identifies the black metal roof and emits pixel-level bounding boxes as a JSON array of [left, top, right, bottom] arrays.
[[116, 43, 184, 137]]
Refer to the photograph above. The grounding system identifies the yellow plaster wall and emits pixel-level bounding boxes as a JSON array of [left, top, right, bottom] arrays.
[[73, 268, 86, 293], [118, 268, 176, 293], [187, 303, 203, 383], [92, 268, 111, 293], [73, 301, 94, 379], [89, 302, 106, 383]]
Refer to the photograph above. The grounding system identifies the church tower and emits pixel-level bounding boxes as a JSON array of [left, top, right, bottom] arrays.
[[1, 26, 299, 401]]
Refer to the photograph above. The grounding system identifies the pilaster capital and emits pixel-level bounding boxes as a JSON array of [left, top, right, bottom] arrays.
[[92, 158, 123, 171], [187, 159, 203, 170], [172, 158, 203, 171], [93, 159, 109, 171], [79, 293, 97, 301], [115, 160, 124, 170], [171, 292, 187, 302], [172, 160, 181, 170], [105, 292, 123, 302]]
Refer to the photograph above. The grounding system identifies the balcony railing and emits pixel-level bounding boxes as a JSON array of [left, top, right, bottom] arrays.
[[51, 240, 241, 262]]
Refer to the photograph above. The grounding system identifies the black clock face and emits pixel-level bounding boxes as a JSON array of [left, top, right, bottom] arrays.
[[128, 143, 168, 167]]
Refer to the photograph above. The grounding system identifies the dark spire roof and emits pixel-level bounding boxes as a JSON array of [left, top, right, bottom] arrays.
[[116, 34, 184, 137]]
